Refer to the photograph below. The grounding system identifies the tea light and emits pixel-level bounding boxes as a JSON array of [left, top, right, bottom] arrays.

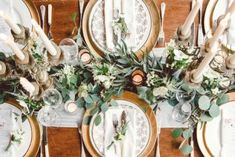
[[64, 101, 78, 113], [0, 11, 21, 35], [0, 34, 25, 61], [79, 49, 92, 64], [131, 70, 145, 86]]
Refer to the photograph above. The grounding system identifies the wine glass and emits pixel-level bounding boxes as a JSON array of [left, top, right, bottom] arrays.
[[172, 85, 196, 123], [37, 89, 62, 125], [59, 38, 78, 64]]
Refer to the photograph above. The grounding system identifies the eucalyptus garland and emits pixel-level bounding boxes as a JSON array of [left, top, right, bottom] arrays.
[[0, 33, 234, 155]]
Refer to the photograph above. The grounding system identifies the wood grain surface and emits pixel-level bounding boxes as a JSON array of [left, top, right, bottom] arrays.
[[31, 0, 207, 156]]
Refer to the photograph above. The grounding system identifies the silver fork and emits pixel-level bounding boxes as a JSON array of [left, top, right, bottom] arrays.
[[48, 4, 53, 39], [77, 0, 85, 47], [197, 0, 204, 46], [158, 2, 166, 46], [78, 123, 86, 157], [40, 5, 46, 31]]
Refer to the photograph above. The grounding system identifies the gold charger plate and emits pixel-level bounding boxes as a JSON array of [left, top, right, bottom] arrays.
[[196, 92, 235, 157], [82, 0, 160, 59], [5, 99, 40, 157], [82, 91, 157, 157], [23, 0, 40, 24]]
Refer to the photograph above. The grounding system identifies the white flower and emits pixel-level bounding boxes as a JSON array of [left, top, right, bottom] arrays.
[[219, 77, 231, 88], [153, 86, 168, 97], [94, 75, 114, 89], [211, 87, 220, 95], [146, 72, 159, 86], [173, 49, 190, 61], [203, 68, 220, 80], [78, 83, 88, 98], [63, 65, 75, 76]]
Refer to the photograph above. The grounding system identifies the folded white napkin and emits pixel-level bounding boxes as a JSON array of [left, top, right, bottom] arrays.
[[220, 108, 235, 157], [0, 109, 15, 157], [104, 0, 136, 51], [104, 108, 136, 157]]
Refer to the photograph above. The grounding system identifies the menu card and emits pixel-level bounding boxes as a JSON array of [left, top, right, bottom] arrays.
[[220, 107, 235, 157]]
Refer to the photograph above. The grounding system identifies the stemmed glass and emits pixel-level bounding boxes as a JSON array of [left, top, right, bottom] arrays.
[[172, 85, 196, 123], [37, 89, 62, 125], [59, 38, 78, 65]]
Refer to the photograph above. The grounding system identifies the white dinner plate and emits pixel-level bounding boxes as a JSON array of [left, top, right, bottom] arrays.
[[197, 101, 235, 157], [89, 100, 151, 156], [0, 102, 32, 157], [212, 0, 235, 51], [88, 0, 152, 53], [0, 0, 33, 56]]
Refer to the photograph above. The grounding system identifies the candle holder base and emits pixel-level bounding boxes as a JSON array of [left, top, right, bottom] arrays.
[[131, 69, 145, 86], [0, 61, 6, 76], [185, 70, 203, 85], [79, 49, 92, 64], [11, 24, 30, 45], [226, 56, 235, 69], [42, 77, 54, 90], [15, 51, 30, 65], [177, 26, 191, 42], [48, 42, 63, 66]]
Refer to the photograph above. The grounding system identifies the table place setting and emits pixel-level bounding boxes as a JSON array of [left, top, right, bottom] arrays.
[[1, 0, 235, 157]]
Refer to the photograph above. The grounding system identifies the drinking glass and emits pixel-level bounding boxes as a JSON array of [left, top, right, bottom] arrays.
[[59, 38, 78, 64], [37, 89, 62, 125]]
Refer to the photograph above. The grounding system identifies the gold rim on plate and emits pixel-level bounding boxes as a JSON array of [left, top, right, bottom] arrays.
[[82, 91, 157, 157], [6, 99, 41, 157], [197, 92, 235, 157], [23, 0, 41, 24], [82, 0, 160, 59]]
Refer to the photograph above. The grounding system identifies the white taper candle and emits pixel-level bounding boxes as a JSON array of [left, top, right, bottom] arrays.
[[20, 77, 36, 96], [0, 34, 25, 60], [31, 19, 57, 56], [0, 11, 21, 35], [181, 1, 200, 36]]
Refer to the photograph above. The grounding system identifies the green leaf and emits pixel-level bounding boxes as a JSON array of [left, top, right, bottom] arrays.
[[84, 95, 93, 104], [94, 114, 102, 126], [198, 95, 211, 111], [171, 128, 183, 139], [71, 12, 77, 22], [216, 94, 229, 106], [209, 104, 220, 118], [110, 100, 118, 106], [180, 144, 193, 155], [101, 103, 109, 113], [200, 113, 213, 122], [182, 129, 193, 140]]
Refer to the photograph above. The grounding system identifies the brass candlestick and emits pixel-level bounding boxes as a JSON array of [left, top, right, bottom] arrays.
[[177, 26, 191, 42], [11, 24, 30, 45], [15, 50, 30, 65]]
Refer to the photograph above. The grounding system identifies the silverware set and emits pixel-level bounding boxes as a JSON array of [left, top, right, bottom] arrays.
[[40, 4, 53, 39], [197, 0, 204, 46]]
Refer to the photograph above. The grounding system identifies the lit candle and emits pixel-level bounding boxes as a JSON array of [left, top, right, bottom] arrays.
[[0, 11, 21, 35], [64, 101, 78, 113], [181, 1, 200, 36], [20, 77, 36, 96], [0, 34, 25, 60], [207, 13, 231, 50], [79, 49, 92, 64], [31, 19, 57, 56], [131, 70, 144, 86]]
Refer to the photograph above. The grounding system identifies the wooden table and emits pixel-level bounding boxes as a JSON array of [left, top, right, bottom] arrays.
[[32, 0, 206, 156]]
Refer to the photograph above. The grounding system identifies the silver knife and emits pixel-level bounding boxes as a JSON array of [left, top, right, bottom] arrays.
[[40, 5, 46, 31], [77, 123, 86, 157], [43, 126, 49, 157], [77, 0, 85, 47], [197, 0, 204, 46], [48, 4, 53, 39], [191, 0, 196, 45]]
